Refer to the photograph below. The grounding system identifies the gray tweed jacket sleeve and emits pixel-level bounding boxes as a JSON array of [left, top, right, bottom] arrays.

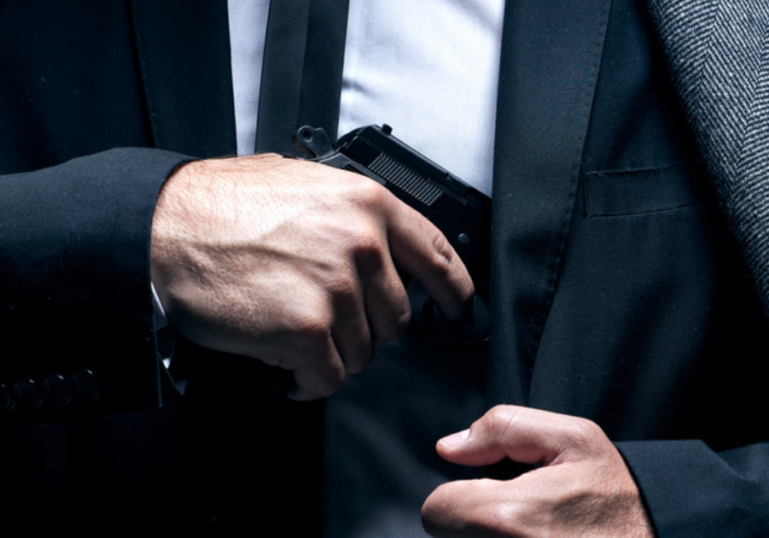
[[648, 0, 769, 316], [616, 3, 769, 536]]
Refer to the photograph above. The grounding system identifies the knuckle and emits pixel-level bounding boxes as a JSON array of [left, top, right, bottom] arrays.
[[395, 304, 412, 336], [486, 405, 518, 438], [345, 335, 374, 375], [330, 218, 385, 273], [327, 270, 359, 300], [294, 307, 333, 343], [376, 297, 411, 344], [292, 341, 346, 398], [347, 352, 373, 375], [490, 500, 518, 531], [351, 175, 388, 208], [350, 228, 386, 271], [257, 354, 281, 368], [428, 233, 456, 278], [569, 417, 601, 443], [336, 171, 384, 210], [563, 418, 604, 455], [318, 363, 346, 396], [490, 501, 533, 536]]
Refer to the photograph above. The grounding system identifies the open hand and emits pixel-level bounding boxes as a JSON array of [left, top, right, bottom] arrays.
[[422, 405, 655, 537], [150, 154, 474, 400]]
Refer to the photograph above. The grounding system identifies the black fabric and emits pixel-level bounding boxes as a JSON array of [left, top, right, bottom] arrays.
[[490, 0, 769, 535], [255, 0, 312, 153], [0, 149, 185, 417], [1, 0, 768, 536], [323, 332, 487, 537], [1, 383, 202, 536], [0, 1, 309, 535], [0, 1, 153, 173], [256, 0, 349, 152], [130, 0, 237, 157], [487, 0, 613, 409], [296, 0, 351, 142], [618, 441, 769, 537]]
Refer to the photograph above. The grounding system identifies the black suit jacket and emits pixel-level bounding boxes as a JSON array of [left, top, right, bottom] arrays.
[[492, 2, 769, 537], [1, 0, 768, 537], [324, 1, 769, 537]]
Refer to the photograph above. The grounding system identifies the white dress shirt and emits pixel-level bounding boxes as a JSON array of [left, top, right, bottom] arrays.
[[228, 0, 505, 196]]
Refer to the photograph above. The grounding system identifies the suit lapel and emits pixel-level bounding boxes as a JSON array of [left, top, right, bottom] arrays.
[[487, 0, 613, 406], [130, 0, 236, 158]]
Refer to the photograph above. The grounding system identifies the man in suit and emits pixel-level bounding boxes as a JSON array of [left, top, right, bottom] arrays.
[[1, 1, 768, 537]]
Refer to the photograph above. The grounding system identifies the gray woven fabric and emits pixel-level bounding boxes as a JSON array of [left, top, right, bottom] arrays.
[[647, 0, 769, 316]]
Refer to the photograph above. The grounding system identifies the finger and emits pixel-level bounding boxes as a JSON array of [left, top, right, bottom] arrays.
[[326, 268, 375, 375], [329, 219, 409, 368], [363, 263, 411, 344], [331, 313, 374, 376], [422, 478, 518, 538], [288, 336, 346, 400], [355, 232, 412, 344], [384, 196, 475, 322], [435, 405, 605, 467]]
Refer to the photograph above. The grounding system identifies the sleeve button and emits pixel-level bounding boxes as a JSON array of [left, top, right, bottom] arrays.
[[42, 375, 72, 406], [71, 369, 101, 402], [0, 384, 15, 412], [13, 379, 43, 409]]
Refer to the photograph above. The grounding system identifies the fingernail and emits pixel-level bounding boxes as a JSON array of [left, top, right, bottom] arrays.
[[439, 429, 470, 448]]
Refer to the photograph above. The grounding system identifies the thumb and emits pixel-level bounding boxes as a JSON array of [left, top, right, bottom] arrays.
[[436, 405, 604, 468]]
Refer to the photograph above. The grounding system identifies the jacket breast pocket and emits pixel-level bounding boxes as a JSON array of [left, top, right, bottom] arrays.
[[583, 161, 709, 218]]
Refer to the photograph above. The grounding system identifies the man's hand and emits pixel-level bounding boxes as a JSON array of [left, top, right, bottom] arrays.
[[422, 406, 655, 537], [150, 154, 474, 400]]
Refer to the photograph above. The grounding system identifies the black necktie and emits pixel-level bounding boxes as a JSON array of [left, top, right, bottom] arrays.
[[256, 0, 350, 154]]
